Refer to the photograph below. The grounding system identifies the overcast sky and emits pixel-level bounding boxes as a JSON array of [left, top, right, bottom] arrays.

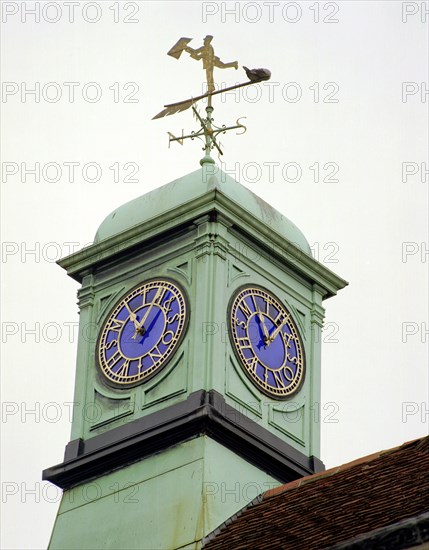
[[1, 1, 428, 548]]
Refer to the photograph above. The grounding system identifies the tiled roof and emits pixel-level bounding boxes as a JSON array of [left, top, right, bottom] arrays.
[[203, 436, 429, 550]]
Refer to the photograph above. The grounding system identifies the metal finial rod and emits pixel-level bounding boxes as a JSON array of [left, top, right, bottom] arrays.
[[199, 106, 216, 165]]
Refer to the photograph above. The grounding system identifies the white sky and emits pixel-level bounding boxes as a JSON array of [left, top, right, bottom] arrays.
[[1, 1, 428, 548]]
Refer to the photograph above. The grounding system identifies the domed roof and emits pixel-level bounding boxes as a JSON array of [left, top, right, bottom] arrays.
[[94, 165, 312, 256]]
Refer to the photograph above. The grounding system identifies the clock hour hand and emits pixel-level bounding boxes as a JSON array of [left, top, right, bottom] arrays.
[[124, 303, 140, 330], [256, 307, 270, 345]]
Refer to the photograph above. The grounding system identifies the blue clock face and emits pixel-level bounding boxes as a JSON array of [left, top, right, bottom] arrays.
[[229, 286, 305, 398], [97, 279, 188, 387]]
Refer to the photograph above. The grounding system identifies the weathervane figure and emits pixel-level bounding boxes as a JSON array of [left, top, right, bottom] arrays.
[[154, 35, 271, 165], [180, 35, 238, 97]]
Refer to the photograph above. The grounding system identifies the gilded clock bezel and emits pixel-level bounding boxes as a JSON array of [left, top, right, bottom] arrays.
[[96, 277, 190, 389], [228, 284, 306, 400]]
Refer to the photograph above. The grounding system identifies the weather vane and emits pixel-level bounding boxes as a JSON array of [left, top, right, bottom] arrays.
[[153, 35, 271, 165]]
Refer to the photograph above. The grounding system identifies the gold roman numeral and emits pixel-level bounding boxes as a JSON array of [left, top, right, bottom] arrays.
[[234, 316, 247, 329], [282, 332, 294, 348], [109, 318, 125, 332], [273, 312, 283, 327], [148, 345, 163, 363], [106, 350, 122, 368], [265, 298, 271, 315], [139, 288, 149, 305], [246, 355, 259, 372], [115, 359, 130, 378], [152, 287, 166, 306], [286, 353, 298, 364], [105, 339, 118, 350], [273, 369, 287, 388], [136, 357, 144, 373], [167, 313, 180, 324], [163, 294, 175, 313], [237, 336, 252, 349], [239, 298, 253, 318]]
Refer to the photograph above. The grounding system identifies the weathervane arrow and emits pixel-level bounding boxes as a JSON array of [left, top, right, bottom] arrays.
[[152, 79, 268, 120]]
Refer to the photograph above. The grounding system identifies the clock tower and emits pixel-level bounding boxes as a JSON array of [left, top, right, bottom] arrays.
[[43, 37, 347, 550]]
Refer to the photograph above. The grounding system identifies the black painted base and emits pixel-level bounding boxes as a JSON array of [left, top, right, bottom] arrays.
[[43, 390, 324, 489]]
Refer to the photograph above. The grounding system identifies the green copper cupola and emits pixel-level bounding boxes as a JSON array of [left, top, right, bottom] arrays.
[[43, 163, 347, 549]]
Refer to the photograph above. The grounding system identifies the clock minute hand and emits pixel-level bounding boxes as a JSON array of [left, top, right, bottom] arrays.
[[267, 316, 289, 345], [132, 287, 162, 339]]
